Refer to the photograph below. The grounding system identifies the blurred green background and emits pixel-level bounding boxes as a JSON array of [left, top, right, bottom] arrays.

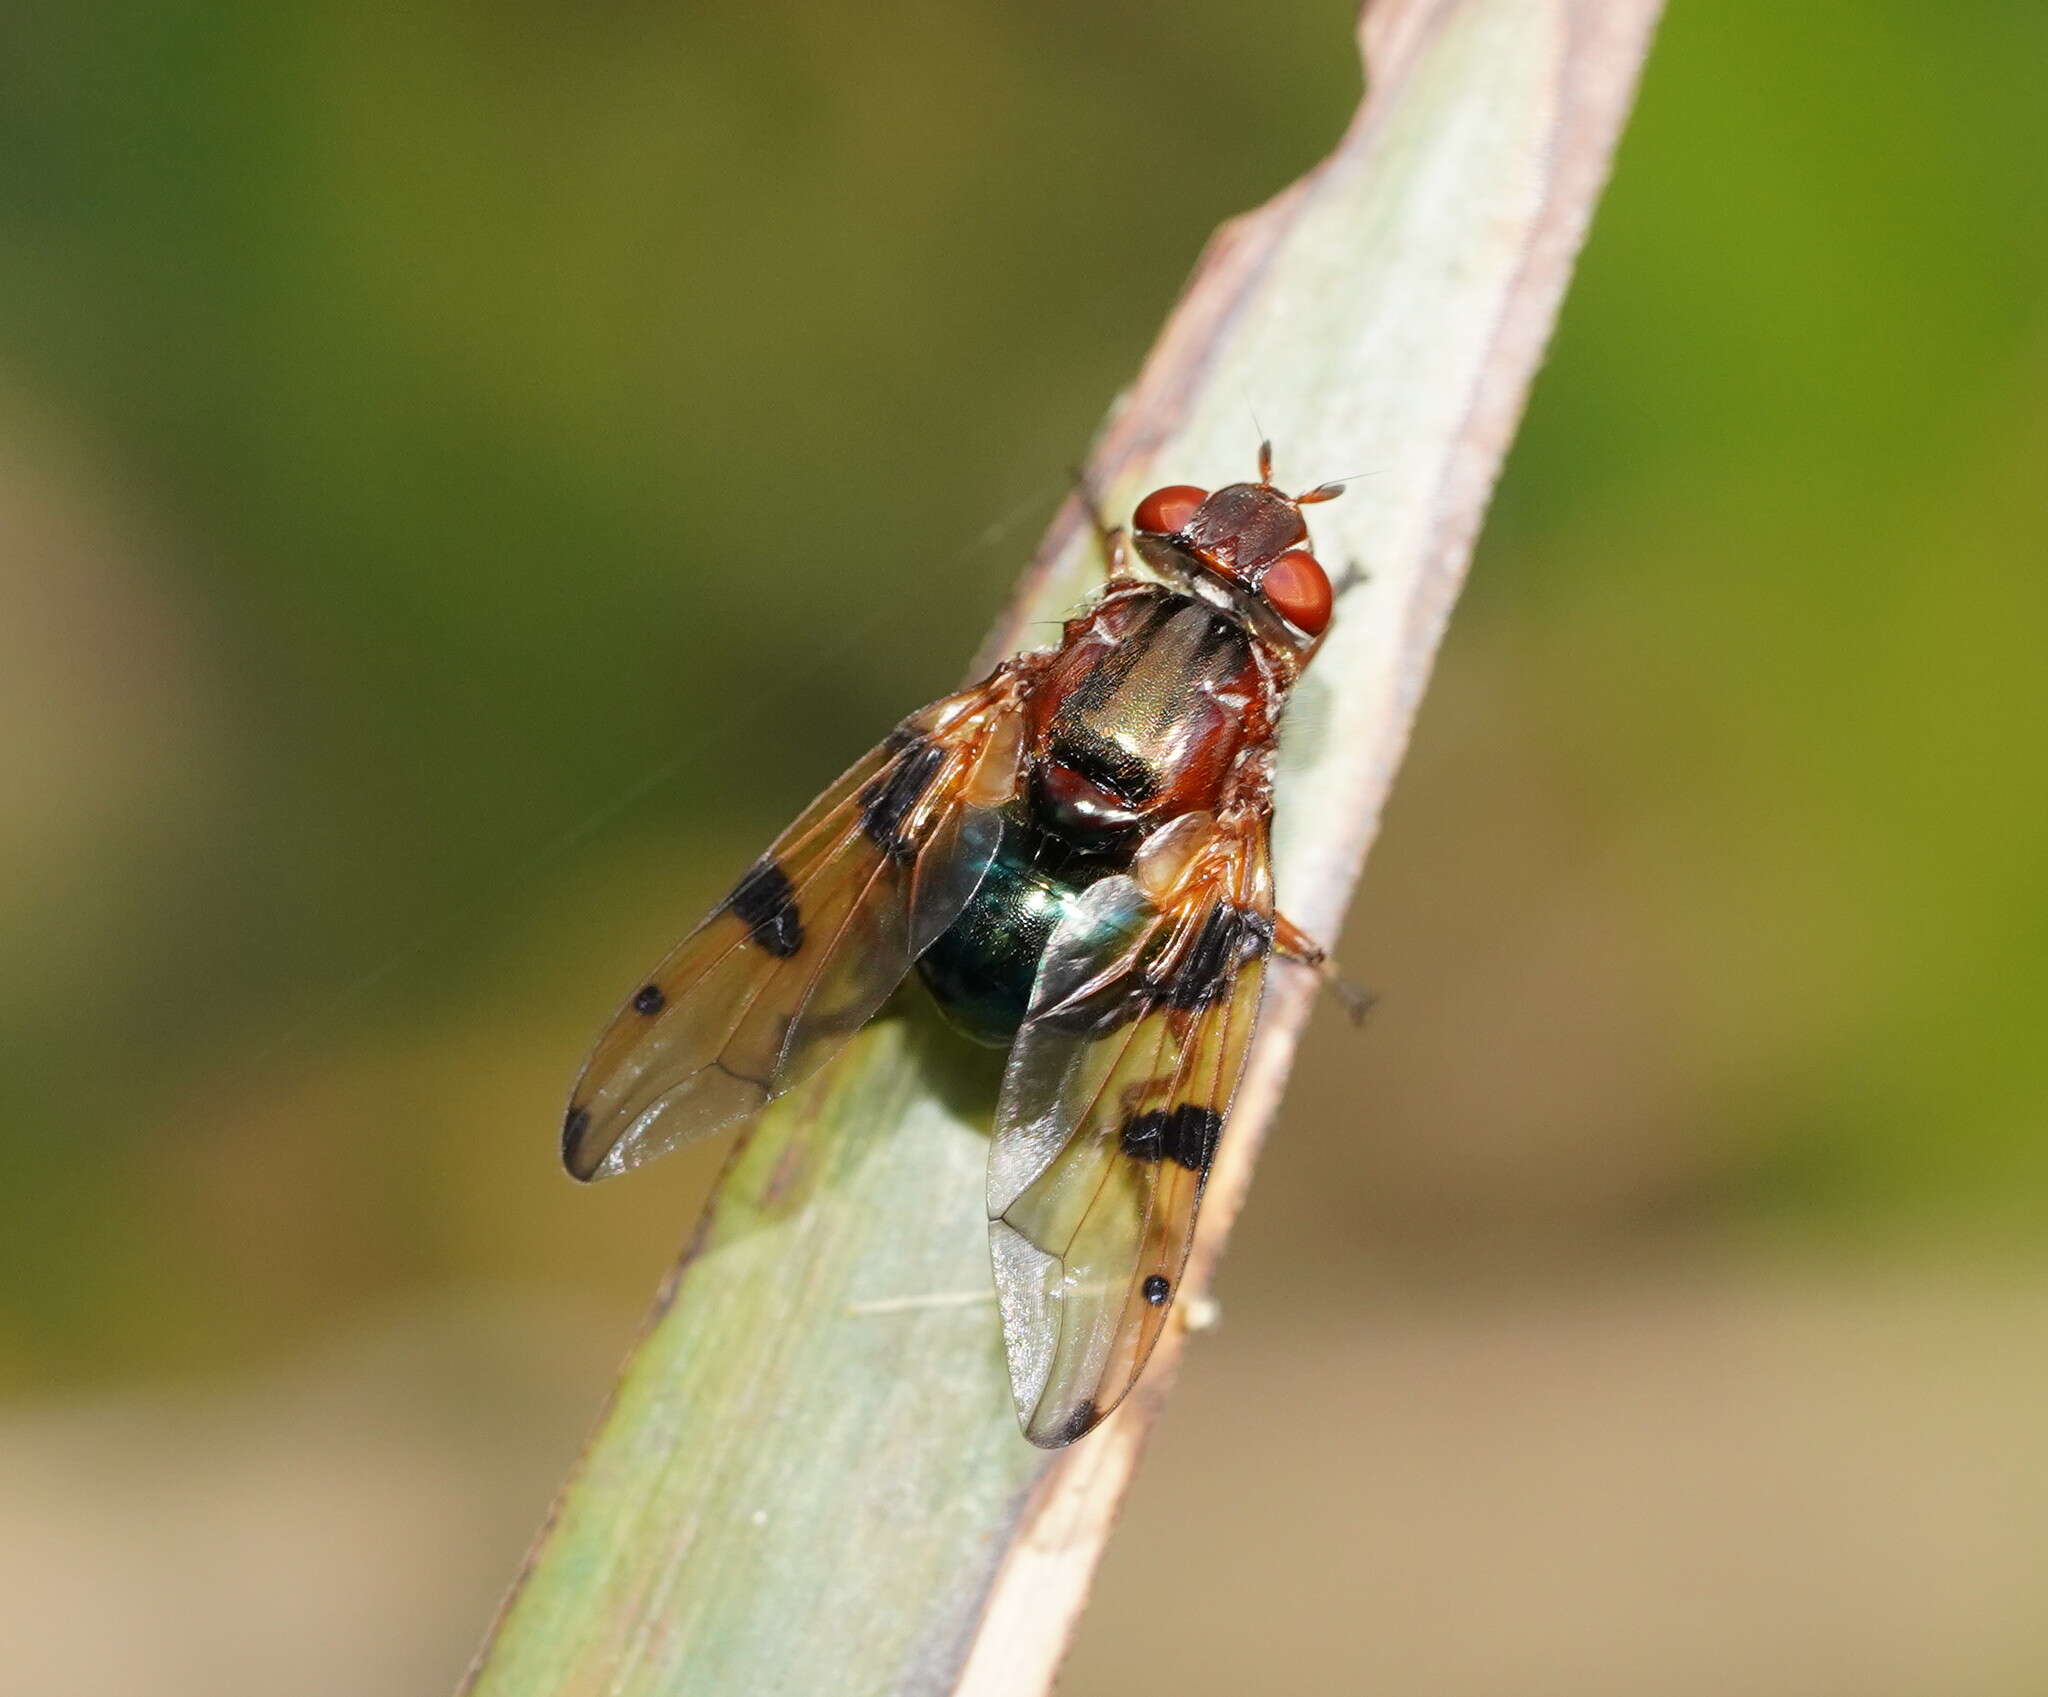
[[5, 1, 2047, 1692]]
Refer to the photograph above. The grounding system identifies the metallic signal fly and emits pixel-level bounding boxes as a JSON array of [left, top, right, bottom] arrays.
[[562, 443, 1352, 1447]]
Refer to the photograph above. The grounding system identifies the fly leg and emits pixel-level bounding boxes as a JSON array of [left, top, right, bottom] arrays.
[[1273, 913, 1373, 1025], [1070, 464, 1132, 582]]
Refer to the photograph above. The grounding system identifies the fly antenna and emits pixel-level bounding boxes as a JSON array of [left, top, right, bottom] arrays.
[[1296, 468, 1377, 504], [1245, 401, 1275, 486]]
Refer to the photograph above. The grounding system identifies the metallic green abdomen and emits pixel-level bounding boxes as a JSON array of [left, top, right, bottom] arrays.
[[916, 813, 1121, 1047]]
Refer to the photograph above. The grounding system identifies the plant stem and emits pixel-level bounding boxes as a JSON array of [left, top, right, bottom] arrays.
[[463, 3, 1663, 1692]]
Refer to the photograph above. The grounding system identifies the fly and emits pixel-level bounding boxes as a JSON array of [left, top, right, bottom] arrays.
[[562, 442, 1353, 1447]]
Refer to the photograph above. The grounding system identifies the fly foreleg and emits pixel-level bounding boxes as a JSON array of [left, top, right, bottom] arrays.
[[1272, 913, 1373, 1025], [1069, 465, 1132, 582]]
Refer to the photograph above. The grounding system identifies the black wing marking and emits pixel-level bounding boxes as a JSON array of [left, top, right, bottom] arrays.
[[563, 674, 1026, 1181], [988, 816, 1273, 1445]]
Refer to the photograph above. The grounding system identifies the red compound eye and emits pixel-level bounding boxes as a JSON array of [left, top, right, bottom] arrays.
[[1261, 550, 1333, 636], [1133, 484, 1208, 536]]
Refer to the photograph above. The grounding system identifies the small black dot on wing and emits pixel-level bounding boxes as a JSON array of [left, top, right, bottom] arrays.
[[1142, 1274, 1171, 1306], [631, 983, 666, 1016]]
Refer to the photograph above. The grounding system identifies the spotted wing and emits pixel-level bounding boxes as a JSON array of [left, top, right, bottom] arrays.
[[563, 678, 1023, 1181], [988, 819, 1273, 1446]]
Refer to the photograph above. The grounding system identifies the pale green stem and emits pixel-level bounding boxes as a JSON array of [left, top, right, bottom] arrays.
[[462, 3, 1663, 1692]]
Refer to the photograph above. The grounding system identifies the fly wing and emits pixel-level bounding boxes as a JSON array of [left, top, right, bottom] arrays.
[[562, 677, 1023, 1182], [988, 817, 1274, 1446]]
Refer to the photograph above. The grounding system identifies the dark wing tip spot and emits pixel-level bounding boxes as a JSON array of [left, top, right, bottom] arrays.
[[561, 1104, 593, 1173], [631, 982, 666, 1016], [1038, 1398, 1102, 1448], [1142, 1274, 1171, 1306]]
